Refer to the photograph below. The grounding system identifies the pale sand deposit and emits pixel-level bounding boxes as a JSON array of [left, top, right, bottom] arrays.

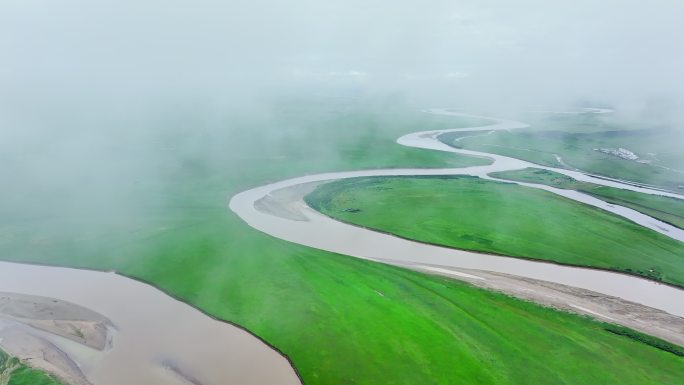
[[0, 321, 92, 385], [248, 181, 684, 345], [0, 292, 114, 384], [0, 292, 112, 350], [401, 264, 684, 346], [230, 108, 684, 335], [4, 107, 683, 384], [0, 263, 301, 385]]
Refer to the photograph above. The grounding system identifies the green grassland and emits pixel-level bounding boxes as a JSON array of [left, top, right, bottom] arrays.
[[519, 110, 635, 134], [490, 168, 684, 229], [0, 350, 65, 385], [1, 100, 683, 384], [306, 176, 684, 286], [439, 113, 684, 192]]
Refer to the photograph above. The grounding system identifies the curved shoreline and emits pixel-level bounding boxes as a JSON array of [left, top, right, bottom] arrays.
[[3, 107, 683, 383], [304, 196, 684, 292], [0, 260, 301, 385], [229, 108, 684, 321]]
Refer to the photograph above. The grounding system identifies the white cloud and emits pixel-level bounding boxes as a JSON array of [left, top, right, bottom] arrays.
[[446, 72, 470, 79]]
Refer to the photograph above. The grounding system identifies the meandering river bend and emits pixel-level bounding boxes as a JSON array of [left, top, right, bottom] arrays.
[[2, 108, 683, 384], [230, 108, 684, 317]]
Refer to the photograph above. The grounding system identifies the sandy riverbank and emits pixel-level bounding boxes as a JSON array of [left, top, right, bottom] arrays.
[[0, 262, 301, 385], [0, 292, 112, 384], [401, 264, 684, 346], [252, 182, 684, 346], [0, 292, 112, 350]]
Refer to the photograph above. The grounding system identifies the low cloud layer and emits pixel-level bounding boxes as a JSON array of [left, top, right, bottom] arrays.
[[0, 0, 682, 265], [2, 0, 683, 115]]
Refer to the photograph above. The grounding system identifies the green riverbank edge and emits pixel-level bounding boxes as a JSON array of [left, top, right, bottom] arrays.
[[3, 104, 683, 384], [0, 349, 66, 385], [306, 175, 684, 288], [490, 168, 684, 229]]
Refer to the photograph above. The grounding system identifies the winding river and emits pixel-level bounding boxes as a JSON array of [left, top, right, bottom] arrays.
[[2, 108, 683, 384], [0, 262, 301, 385], [230, 108, 684, 318]]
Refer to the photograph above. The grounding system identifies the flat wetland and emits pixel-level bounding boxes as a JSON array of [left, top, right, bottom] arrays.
[[306, 175, 684, 287], [491, 167, 684, 229], [2, 100, 683, 384], [440, 113, 684, 193]]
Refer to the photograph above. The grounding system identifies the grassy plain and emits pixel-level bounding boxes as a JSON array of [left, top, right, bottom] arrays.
[[306, 176, 684, 286], [491, 168, 684, 229], [439, 113, 684, 192], [0, 350, 65, 385], [1, 100, 683, 384]]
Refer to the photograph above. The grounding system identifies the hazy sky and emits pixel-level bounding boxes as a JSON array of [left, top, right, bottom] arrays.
[[1, 0, 683, 246], [2, 0, 683, 114]]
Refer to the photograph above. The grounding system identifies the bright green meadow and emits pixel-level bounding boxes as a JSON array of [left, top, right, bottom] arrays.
[[1, 100, 683, 384], [491, 168, 684, 229], [0, 349, 65, 385], [306, 175, 684, 286], [439, 112, 684, 192]]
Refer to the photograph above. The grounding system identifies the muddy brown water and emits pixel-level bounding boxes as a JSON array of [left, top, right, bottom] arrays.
[[3, 108, 683, 384], [0, 262, 300, 385], [230, 109, 684, 317]]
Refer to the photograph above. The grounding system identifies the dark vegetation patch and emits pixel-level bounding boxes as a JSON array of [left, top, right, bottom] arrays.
[[603, 324, 684, 357]]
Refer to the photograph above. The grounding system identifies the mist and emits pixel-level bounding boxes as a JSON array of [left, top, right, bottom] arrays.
[[3, 1, 684, 110], [1, 0, 684, 241], [1, 3, 684, 383]]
